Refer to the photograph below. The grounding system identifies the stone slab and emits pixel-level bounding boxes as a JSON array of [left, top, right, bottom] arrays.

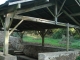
[[0, 52, 17, 60], [38, 51, 80, 60]]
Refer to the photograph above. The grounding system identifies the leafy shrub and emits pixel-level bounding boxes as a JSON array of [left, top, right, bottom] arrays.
[[76, 56, 80, 60]]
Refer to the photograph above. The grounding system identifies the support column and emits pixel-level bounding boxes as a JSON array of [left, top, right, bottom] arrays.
[[3, 14, 10, 55], [3, 31, 9, 55], [66, 23, 69, 51], [3, 7, 17, 55], [55, 0, 58, 24]]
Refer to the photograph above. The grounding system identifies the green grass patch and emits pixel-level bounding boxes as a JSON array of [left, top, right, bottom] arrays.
[[23, 36, 60, 46], [44, 38, 60, 46], [0, 47, 3, 50], [23, 36, 42, 43], [71, 40, 80, 49], [23, 36, 80, 49]]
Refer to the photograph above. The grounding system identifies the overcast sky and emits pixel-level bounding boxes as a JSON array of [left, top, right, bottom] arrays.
[[0, 0, 7, 5]]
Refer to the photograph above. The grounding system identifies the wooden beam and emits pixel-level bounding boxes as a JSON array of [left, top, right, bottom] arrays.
[[58, 0, 66, 15], [9, 0, 33, 5], [9, 0, 49, 5], [63, 10, 80, 26], [8, 8, 18, 30], [10, 15, 56, 24], [15, 3, 54, 14], [10, 15, 80, 29], [9, 19, 24, 35], [56, 0, 80, 27], [47, 7, 55, 17], [75, 0, 80, 6], [71, 12, 80, 16]]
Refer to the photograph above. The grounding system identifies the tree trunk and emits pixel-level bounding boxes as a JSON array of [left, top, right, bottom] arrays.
[[42, 36, 44, 47]]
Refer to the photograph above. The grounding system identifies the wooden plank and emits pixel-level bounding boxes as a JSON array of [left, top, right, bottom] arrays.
[[63, 10, 80, 26], [15, 3, 54, 14], [9, 19, 24, 35], [9, 0, 33, 5], [10, 15, 80, 29]]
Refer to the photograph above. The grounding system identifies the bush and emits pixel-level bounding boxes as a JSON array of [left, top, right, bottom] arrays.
[[76, 56, 80, 60]]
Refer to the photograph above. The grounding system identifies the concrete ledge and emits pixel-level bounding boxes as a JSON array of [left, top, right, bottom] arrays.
[[0, 52, 17, 60], [38, 51, 80, 60]]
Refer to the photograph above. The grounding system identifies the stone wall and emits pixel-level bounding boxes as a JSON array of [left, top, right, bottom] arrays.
[[0, 31, 24, 51], [38, 51, 79, 60], [23, 45, 69, 58]]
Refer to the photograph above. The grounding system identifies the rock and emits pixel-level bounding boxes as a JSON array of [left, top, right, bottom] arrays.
[[0, 31, 23, 51], [23, 45, 66, 58]]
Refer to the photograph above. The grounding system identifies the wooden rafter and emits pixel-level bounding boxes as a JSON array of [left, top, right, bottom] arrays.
[[9, 15, 80, 29], [14, 3, 54, 14]]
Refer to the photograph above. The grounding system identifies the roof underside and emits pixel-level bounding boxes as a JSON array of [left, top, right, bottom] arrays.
[[0, 0, 80, 31]]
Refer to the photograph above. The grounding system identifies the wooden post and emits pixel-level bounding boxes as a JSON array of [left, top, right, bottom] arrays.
[[3, 30, 9, 55], [55, 0, 58, 24], [66, 23, 69, 51], [3, 14, 10, 55]]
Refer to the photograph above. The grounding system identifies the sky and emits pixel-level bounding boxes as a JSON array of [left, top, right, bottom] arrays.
[[0, 0, 7, 5]]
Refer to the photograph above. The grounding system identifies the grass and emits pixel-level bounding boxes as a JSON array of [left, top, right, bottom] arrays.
[[23, 36, 60, 46], [23, 36, 80, 49], [71, 40, 80, 49], [0, 47, 3, 50], [23, 36, 42, 43]]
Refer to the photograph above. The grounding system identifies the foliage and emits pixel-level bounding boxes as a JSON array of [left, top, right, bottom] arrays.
[[11, 32, 19, 37], [23, 36, 60, 46], [11, 28, 80, 49], [23, 35, 80, 49], [51, 28, 80, 39], [70, 28, 80, 39], [75, 56, 80, 60], [52, 28, 66, 39], [74, 34, 80, 39], [11, 28, 80, 40]]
